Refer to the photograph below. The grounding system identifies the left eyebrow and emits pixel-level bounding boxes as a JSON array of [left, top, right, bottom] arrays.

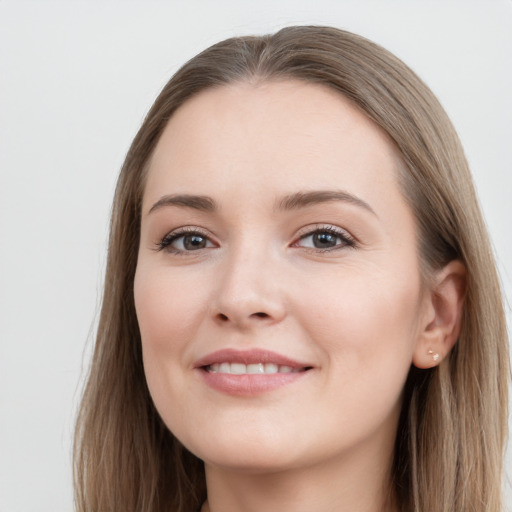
[[275, 190, 377, 216]]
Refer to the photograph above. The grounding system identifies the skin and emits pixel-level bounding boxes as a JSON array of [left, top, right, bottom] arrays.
[[134, 81, 463, 512]]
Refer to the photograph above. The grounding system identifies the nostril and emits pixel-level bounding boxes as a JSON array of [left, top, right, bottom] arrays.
[[214, 311, 272, 324]]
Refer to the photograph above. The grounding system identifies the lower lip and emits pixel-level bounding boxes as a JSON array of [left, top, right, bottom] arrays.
[[198, 368, 310, 396]]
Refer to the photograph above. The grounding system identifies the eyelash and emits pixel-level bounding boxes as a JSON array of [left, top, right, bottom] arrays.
[[155, 225, 357, 255], [293, 225, 357, 252], [155, 227, 214, 254]]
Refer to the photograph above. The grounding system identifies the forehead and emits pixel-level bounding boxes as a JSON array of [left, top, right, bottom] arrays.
[[144, 80, 404, 216]]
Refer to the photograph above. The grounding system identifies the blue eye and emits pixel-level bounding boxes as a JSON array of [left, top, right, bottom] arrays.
[[157, 225, 354, 254], [158, 230, 215, 253], [296, 227, 355, 251]]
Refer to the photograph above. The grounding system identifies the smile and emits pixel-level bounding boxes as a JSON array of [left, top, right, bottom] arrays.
[[206, 362, 303, 374], [195, 349, 313, 396]]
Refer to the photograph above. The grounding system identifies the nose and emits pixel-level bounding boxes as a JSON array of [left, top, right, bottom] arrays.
[[210, 246, 287, 330]]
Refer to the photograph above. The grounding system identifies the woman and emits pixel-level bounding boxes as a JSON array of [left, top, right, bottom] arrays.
[[74, 26, 509, 512]]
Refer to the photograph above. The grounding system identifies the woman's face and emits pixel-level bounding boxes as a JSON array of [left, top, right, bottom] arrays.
[[134, 81, 432, 474]]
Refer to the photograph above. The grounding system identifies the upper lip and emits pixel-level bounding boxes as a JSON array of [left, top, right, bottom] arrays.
[[193, 348, 312, 369]]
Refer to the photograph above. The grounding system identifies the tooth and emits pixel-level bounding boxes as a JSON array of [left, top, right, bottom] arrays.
[[247, 363, 264, 374], [230, 363, 246, 374], [219, 362, 231, 373], [210, 362, 300, 375], [264, 363, 278, 374]]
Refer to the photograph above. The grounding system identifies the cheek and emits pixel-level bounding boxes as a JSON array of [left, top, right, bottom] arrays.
[[133, 265, 210, 404], [299, 262, 423, 381], [302, 270, 422, 444], [134, 265, 206, 348]]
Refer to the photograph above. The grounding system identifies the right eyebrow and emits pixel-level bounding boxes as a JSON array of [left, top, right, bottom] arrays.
[[147, 194, 217, 215]]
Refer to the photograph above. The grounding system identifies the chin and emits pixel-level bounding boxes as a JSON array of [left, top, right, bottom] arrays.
[[198, 448, 302, 474], [178, 426, 307, 473]]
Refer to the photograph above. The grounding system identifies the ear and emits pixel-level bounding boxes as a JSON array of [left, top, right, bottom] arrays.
[[412, 260, 467, 369]]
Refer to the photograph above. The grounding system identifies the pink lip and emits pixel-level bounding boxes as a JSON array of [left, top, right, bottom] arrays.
[[194, 348, 310, 369], [194, 349, 313, 396]]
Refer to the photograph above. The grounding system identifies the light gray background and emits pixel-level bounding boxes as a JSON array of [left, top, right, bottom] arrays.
[[1, 1, 511, 510]]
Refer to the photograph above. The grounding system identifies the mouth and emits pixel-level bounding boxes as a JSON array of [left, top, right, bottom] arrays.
[[206, 362, 307, 374], [194, 348, 314, 395]]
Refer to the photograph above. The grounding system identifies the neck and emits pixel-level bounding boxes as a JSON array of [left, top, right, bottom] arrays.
[[202, 444, 397, 512]]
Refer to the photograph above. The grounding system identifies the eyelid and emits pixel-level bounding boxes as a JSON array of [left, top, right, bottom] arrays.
[[291, 224, 357, 250], [155, 226, 218, 254], [154, 223, 357, 254]]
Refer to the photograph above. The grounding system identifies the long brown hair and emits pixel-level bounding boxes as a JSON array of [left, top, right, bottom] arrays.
[[74, 26, 509, 511]]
